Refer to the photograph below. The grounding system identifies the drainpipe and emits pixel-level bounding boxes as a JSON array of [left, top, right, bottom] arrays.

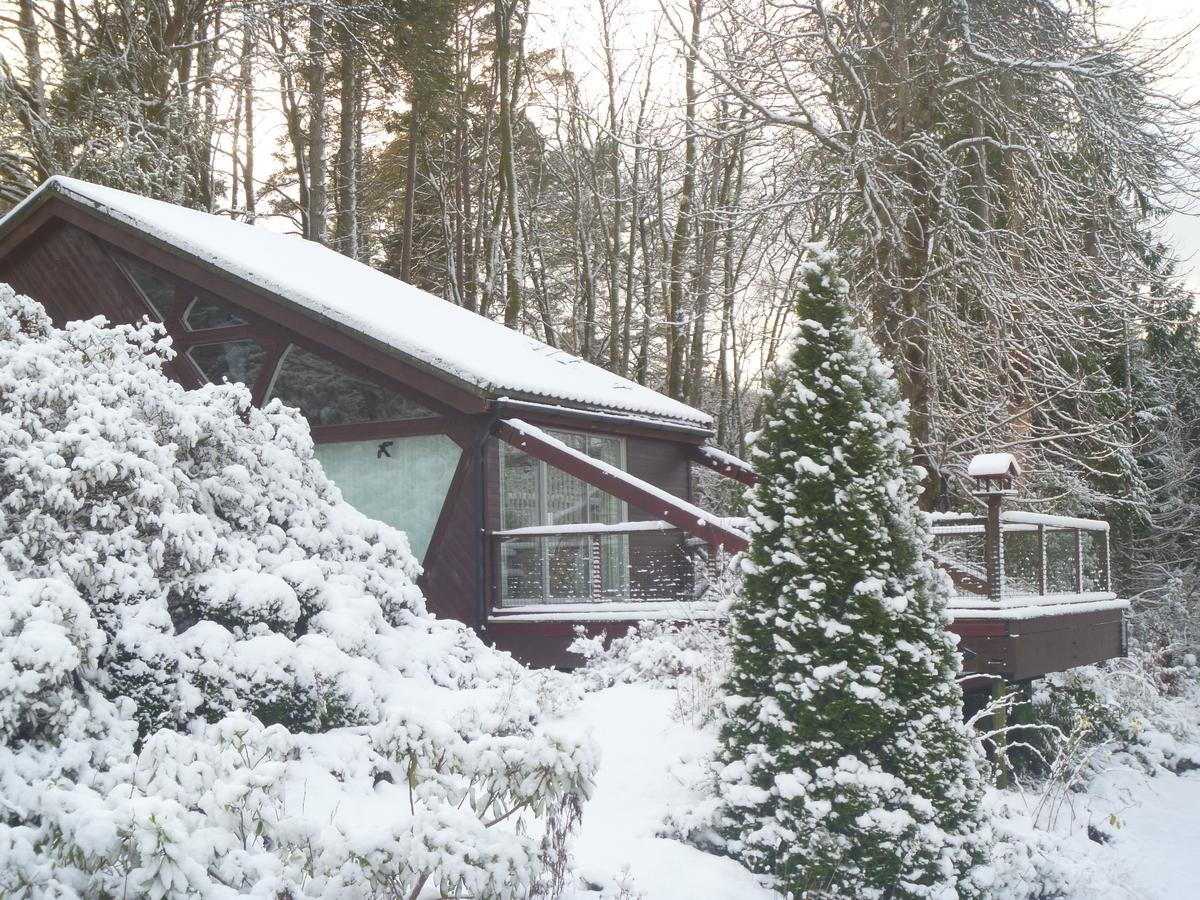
[[474, 405, 503, 640]]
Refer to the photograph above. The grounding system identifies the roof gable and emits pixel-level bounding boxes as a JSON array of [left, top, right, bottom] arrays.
[[0, 177, 712, 431]]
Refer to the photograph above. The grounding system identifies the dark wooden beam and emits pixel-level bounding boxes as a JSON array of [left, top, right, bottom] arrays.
[[689, 444, 758, 486]]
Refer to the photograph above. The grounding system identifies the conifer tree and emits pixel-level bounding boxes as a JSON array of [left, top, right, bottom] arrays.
[[716, 246, 990, 898]]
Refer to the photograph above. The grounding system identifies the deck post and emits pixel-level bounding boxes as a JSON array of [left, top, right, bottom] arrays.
[[1037, 524, 1047, 595], [1100, 529, 1111, 592], [590, 534, 602, 600], [1074, 528, 1084, 594], [984, 494, 1005, 601]]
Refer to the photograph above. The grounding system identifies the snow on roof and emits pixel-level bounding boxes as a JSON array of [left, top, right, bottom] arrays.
[[6, 177, 712, 430], [966, 452, 1021, 478]]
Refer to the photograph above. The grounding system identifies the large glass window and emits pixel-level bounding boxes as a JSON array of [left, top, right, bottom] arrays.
[[117, 258, 176, 320], [315, 434, 462, 561], [187, 340, 265, 386], [499, 431, 629, 605], [266, 344, 433, 426]]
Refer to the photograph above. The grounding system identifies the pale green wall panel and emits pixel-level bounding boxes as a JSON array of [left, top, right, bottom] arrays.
[[315, 434, 462, 562]]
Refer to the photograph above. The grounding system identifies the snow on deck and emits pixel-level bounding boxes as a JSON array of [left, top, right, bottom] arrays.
[[10, 177, 712, 429], [947, 592, 1129, 621]]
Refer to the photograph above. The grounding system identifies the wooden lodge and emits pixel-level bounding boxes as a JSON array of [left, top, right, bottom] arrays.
[[0, 178, 1128, 677]]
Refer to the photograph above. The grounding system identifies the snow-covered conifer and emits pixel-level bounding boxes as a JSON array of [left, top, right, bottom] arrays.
[[715, 247, 991, 897]]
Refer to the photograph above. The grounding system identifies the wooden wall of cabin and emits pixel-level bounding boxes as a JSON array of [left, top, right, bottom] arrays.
[[418, 420, 486, 629], [0, 219, 196, 384], [625, 436, 694, 600]]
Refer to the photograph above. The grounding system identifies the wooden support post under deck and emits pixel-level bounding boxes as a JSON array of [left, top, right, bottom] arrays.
[[992, 678, 1009, 789], [1100, 529, 1111, 592]]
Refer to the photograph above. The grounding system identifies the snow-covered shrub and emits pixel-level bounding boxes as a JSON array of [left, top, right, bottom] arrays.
[[714, 248, 991, 898], [570, 620, 730, 725], [0, 565, 104, 744], [0, 285, 594, 898], [1021, 651, 1200, 782]]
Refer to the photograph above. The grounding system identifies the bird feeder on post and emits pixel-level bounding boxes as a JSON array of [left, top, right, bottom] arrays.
[[967, 452, 1021, 602]]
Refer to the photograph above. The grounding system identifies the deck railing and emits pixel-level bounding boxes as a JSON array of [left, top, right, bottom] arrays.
[[491, 510, 1114, 612], [491, 521, 707, 608], [930, 511, 1111, 602]]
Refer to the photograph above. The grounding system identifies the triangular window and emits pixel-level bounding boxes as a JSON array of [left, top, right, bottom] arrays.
[[183, 295, 248, 330], [265, 344, 433, 426], [187, 340, 266, 387], [116, 257, 176, 320]]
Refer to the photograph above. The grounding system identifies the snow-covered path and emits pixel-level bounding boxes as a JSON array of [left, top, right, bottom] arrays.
[[562, 684, 774, 899]]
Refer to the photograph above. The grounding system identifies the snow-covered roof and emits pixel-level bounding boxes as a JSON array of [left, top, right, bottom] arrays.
[[1, 177, 712, 430], [966, 452, 1021, 478]]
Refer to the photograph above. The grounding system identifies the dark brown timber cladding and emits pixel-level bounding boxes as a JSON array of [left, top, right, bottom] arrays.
[[417, 421, 484, 627], [625, 436, 692, 600], [488, 619, 638, 669], [0, 219, 197, 385], [953, 608, 1124, 683]]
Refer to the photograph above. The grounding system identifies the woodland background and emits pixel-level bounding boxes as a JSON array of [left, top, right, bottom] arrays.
[[3, 0, 1200, 619]]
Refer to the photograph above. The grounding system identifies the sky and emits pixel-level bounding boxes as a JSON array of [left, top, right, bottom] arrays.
[[1091, 1, 1200, 287]]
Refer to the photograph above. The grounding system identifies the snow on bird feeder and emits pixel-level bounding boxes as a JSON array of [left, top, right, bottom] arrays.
[[967, 452, 1020, 498], [967, 452, 1020, 602]]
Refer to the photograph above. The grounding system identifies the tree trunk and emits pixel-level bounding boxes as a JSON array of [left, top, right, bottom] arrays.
[[665, 0, 702, 400], [335, 9, 359, 259], [306, 1, 328, 243]]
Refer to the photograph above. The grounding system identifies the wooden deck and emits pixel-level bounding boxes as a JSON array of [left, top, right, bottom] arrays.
[[488, 510, 1128, 678]]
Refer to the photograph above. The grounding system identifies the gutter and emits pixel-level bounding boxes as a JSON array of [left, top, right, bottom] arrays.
[[473, 406, 504, 639]]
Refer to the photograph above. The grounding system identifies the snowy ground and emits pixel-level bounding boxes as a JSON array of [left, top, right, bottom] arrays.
[[561, 685, 772, 899], [560, 682, 1200, 900], [1086, 767, 1200, 898]]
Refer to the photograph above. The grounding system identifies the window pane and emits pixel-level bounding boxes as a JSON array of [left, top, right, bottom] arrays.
[[267, 344, 432, 426], [117, 258, 176, 320], [546, 536, 589, 600], [314, 434, 461, 561], [588, 435, 622, 468], [187, 340, 265, 386], [183, 295, 247, 330], [500, 540, 543, 603], [545, 464, 588, 526], [600, 534, 630, 599], [500, 443, 539, 530]]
